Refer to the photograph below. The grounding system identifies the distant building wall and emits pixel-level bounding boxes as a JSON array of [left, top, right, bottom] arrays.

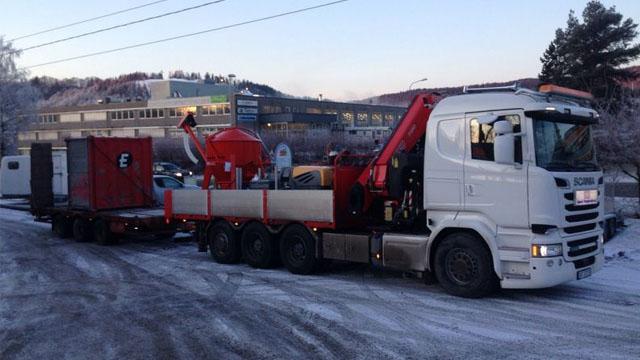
[[18, 83, 406, 154]]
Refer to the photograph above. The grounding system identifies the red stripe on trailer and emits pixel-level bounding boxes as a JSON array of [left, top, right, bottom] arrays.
[[164, 190, 173, 223]]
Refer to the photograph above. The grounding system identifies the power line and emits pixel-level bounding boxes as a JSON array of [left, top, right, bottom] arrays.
[[22, 0, 349, 70], [6, 0, 226, 55], [10, 0, 170, 42]]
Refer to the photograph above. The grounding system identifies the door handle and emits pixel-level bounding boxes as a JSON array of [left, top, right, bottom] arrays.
[[466, 184, 476, 196]]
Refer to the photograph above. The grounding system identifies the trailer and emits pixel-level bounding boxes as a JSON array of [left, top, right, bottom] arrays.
[[31, 139, 176, 245], [167, 84, 606, 298]]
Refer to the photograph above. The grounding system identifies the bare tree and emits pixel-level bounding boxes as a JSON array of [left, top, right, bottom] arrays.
[[595, 92, 640, 215], [0, 37, 39, 156]]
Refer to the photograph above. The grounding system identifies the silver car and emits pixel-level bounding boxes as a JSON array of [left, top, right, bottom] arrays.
[[153, 175, 199, 205]]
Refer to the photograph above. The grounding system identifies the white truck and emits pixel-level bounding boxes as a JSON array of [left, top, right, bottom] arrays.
[[0, 153, 68, 199], [166, 84, 604, 298]]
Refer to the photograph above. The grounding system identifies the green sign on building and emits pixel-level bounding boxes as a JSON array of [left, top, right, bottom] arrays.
[[210, 95, 228, 103]]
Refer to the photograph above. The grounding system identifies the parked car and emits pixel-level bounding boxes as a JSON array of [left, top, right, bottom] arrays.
[[153, 162, 193, 182], [153, 175, 198, 205]]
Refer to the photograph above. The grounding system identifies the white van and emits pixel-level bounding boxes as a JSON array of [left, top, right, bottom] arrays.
[[0, 153, 68, 198]]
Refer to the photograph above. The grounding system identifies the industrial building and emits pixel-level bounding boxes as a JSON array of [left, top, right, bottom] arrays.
[[17, 80, 406, 153]]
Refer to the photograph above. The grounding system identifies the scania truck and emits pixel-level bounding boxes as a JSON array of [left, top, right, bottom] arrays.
[[166, 84, 604, 298]]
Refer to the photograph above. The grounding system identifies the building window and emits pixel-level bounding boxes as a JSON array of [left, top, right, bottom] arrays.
[[261, 105, 281, 114], [371, 112, 382, 126], [169, 108, 187, 118], [110, 110, 136, 120], [39, 114, 60, 123], [384, 113, 395, 126], [356, 113, 369, 127], [324, 109, 337, 115], [306, 107, 322, 114], [340, 112, 354, 126]]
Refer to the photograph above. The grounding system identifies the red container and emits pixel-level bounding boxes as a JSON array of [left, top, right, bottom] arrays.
[[67, 137, 154, 211], [204, 128, 270, 188]]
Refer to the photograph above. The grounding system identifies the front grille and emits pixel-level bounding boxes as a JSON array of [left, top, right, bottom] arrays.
[[565, 203, 599, 212], [573, 256, 595, 269], [568, 236, 599, 257], [562, 189, 600, 236], [564, 223, 597, 234], [566, 212, 599, 223]]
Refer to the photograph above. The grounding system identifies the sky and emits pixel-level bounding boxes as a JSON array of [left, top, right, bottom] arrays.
[[2, 0, 640, 101]]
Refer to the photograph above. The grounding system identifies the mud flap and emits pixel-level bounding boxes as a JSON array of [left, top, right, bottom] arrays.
[[196, 223, 208, 252]]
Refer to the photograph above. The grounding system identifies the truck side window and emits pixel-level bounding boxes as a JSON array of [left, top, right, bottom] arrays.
[[470, 115, 521, 163], [8, 161, 19, 170]]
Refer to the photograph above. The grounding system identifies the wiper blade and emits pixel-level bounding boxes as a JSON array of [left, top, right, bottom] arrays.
[[545, 161, 572, 169], [573, 162, 599, 170]]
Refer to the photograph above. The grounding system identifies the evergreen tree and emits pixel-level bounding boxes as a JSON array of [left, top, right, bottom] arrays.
[[539, 1, 640, 100]]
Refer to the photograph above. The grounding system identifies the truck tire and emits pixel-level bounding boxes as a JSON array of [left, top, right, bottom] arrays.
[[434, 232, 497, 298], [280, 224, 317, 275], [52, 214, 72, 238], [72, 217, 93, 242], [94, 219, 114, 245], [208, 221, 241, 264], [241, 222, 278, 268]]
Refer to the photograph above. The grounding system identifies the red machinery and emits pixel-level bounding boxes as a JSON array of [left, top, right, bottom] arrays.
[[178, 113, 271, 189]]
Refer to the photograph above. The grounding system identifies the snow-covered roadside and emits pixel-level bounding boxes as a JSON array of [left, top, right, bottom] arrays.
[[605, 218, 640, 261], [1, 207, 639, 359]]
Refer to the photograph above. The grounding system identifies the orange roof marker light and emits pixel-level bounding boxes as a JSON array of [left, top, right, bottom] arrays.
[[538, 84, 594, 101]]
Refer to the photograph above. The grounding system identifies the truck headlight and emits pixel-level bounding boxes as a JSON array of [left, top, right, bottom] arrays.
[[531, 244, 563, 257], [175, 172, 183, 177]]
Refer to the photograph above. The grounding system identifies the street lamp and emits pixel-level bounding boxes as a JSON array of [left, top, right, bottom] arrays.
[[228, 73, 236, 125], [409, 77, 428, 90]]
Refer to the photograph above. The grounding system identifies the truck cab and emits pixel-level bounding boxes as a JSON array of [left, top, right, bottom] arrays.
[[424, 86, 604, 294]]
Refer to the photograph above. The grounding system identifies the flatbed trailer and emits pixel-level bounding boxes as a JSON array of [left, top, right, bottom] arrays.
[[37, 205, 176, 245]]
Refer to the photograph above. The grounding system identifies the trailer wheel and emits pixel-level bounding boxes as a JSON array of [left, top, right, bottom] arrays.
[[434, 232, 497, 298], [208, 221, 241, 264], [72, 217, 93, 242], [241, 222, 278, 268], [94, 219, 114, 245], [280, 224, 317, 275], [52, 215, 72, 238]]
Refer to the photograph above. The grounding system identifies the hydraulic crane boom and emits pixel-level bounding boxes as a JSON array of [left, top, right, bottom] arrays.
[[350, 93, 438, 215]]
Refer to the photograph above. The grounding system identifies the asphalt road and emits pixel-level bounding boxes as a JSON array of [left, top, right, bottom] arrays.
[[1, 208, 639, 360]]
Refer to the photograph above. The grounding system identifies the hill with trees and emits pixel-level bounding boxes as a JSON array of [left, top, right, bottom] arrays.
[[31, 71, 285, 107]]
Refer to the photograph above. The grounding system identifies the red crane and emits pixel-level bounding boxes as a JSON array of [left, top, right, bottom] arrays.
[[349, 93, 439, 215]]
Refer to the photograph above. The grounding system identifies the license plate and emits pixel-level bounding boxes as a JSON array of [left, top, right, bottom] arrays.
[[575, 190, 598, 206], [577, 267, 592, 280]]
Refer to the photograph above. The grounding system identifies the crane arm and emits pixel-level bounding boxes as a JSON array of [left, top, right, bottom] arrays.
[[350, 93, 438, 214]]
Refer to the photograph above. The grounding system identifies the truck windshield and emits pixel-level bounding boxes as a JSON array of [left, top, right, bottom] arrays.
[[532, 116, 599, 172]]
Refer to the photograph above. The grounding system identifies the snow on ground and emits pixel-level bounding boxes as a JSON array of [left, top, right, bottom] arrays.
[[1, 207, 639, 359]]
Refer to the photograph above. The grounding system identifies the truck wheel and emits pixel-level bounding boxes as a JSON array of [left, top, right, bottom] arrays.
[[72, 217, 93, 242], [52, 215, 72, 238], [280, 224, 317, 275], [208, 221, 240, 264], [434, 232, 497, 298], [94, 219, 114, 245], [241, 222, 278, 268]]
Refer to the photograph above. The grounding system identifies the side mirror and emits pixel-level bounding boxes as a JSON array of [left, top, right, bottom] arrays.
[[493, 120, 514, 164]]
